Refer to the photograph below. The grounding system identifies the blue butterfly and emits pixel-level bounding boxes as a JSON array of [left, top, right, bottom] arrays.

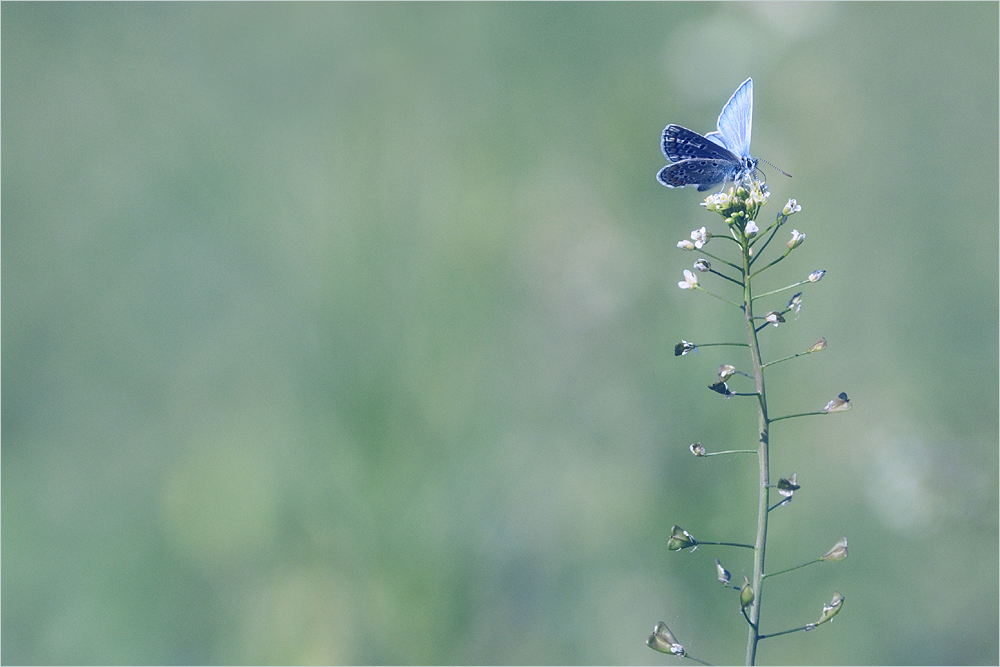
[[657, 78, 759, 192]]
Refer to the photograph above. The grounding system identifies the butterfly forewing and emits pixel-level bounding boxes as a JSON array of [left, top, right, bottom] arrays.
[[661, 125, 738, 163], [715, 77, 753, 158]]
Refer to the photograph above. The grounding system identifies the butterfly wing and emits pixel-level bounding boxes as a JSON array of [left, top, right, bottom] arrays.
[[657, 159, 739, 191], [659, 124, 740, 190], [657, 80, 758, 191], [661, 124, 739, 163], [715, 77, 753, 158], [704, 131, 727, 149]]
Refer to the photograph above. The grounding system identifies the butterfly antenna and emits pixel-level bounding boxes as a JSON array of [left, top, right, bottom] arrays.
[[761, 158, 792, 179]]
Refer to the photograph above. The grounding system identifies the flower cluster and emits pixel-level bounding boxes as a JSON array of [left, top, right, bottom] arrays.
[[701, 182, 770, 236]]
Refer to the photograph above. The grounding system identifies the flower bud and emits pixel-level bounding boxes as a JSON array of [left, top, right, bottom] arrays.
[[666, 525, 697, 551], [787, 229, 805, 249], [693, 258, 711, 272], [740, 576, 754, 610], [765, 311, 785, 326], [808, 270, 826, 283], [745, 221, 759, 238], [689, 442, 706, 457], [647, 622, 685, 656], [824, 392, 851, 413], [808, 338, 827, 353], [821, 537, 848, 562]]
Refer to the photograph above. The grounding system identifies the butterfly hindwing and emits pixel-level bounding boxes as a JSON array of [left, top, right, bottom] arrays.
[[657, 159, 740, 192]]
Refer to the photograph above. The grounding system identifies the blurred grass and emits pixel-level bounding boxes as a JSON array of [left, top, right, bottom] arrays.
[[3, 3, 997, 665]]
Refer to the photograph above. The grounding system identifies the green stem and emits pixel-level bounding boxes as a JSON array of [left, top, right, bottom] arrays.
[[757, 625, 811, 640], [695, 286, 743, 309], [767, 498, 789, 512], [709, 268, 745, 287], [696, 541, 755, 549], [761, 348, 813, 369], [689, 342, 750, 349], [747, 218, 785, 266], [703, 449, 757, 456], [762, 558, 821, 579], [695, 247, 743, 272], [749, 250, 789, 280], [751, 279, 810, 302], [770, 410, 825, 423], [742, 232, 770, 666]]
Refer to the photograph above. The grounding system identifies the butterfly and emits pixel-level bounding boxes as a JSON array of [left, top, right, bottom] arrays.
[[657, 77, 759, 192]]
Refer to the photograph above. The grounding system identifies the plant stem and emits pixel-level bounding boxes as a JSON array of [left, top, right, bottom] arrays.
[[696, 286, 743, 309], [762, 558, 821, 579], [761, 349, 809, 369], [770, 410, 825, 423], [696, 540, 755, 549], [691, 342, 750, 349], [757, 625, 811, 640], [743, 234, 769, 666]]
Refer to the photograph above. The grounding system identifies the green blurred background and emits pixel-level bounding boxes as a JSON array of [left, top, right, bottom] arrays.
[[3, 3, 997, 665]]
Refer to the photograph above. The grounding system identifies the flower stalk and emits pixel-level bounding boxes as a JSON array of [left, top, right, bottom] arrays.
[[652, 184, 850, 665]]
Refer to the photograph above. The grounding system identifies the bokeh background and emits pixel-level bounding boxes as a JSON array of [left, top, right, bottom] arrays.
[[3, 3, 997, 665]]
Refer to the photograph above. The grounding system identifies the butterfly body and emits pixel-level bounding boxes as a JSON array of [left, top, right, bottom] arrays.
[[657, 78, 759, 191]]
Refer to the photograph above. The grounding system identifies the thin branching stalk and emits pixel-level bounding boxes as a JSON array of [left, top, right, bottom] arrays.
[[742, 227, 769, 666], [650, 181, 849, 665]]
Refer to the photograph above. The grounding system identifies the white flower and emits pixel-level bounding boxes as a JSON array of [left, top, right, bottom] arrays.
[[677, 239, 695, 251], [690, 226, 711, 249], [782, 199, 801, 216], [745, 221, 759, 238], [702, 192, 730, 211], [749, 186, 770, 207], [678, 269, 699, 290], [788, 229, 805, 249], [808, 269, 826, 283]]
